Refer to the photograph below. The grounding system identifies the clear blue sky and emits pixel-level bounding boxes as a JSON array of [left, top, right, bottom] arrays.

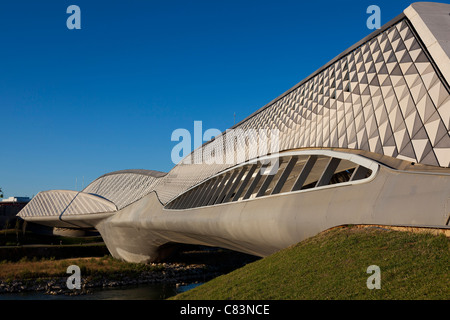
[[1, 0, 417, 198]]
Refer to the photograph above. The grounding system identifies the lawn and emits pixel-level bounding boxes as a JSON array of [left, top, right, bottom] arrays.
[[171, 226, 449, 300]]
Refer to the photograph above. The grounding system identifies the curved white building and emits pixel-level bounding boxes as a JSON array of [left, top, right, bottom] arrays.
[[18, 2, 450, 263]]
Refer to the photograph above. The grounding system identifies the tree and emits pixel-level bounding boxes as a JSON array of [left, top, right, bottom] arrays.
[[0, 187, 3, 198]]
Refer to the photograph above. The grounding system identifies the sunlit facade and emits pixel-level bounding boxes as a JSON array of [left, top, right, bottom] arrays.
[[19, 2, 450, 263]]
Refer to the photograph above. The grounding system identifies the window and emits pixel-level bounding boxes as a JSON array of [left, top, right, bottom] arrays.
[[165, 152, 376, 210]]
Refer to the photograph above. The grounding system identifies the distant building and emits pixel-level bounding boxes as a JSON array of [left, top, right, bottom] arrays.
[[1, 197, 31, 203], [0, 197, 30, 229]]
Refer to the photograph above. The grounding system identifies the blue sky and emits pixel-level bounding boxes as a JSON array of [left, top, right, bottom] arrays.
[[0, 0, 417, 198]]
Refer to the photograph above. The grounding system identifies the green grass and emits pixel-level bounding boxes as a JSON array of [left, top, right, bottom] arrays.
[[0, 255, 165, 282], [171, 226, 449, 300]]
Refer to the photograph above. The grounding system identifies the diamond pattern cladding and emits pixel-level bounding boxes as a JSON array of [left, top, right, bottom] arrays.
[[154, 18, 450, 204]]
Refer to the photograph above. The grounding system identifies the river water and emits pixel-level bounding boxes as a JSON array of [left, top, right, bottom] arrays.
[[0, 282, 203, 300]]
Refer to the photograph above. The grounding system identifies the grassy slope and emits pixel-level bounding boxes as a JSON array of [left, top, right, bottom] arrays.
[[171, 226, 449, 300]]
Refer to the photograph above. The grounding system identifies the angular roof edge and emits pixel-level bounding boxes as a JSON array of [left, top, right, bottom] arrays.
[[197, 2, 449, 148], [404, 2, 450, 89], [93, 169, 167, 179], [226, 9, 407, 132]]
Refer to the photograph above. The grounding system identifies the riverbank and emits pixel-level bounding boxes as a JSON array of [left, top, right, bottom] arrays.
[[0, 260, 214, 296], [0, 246, 259, 297]]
